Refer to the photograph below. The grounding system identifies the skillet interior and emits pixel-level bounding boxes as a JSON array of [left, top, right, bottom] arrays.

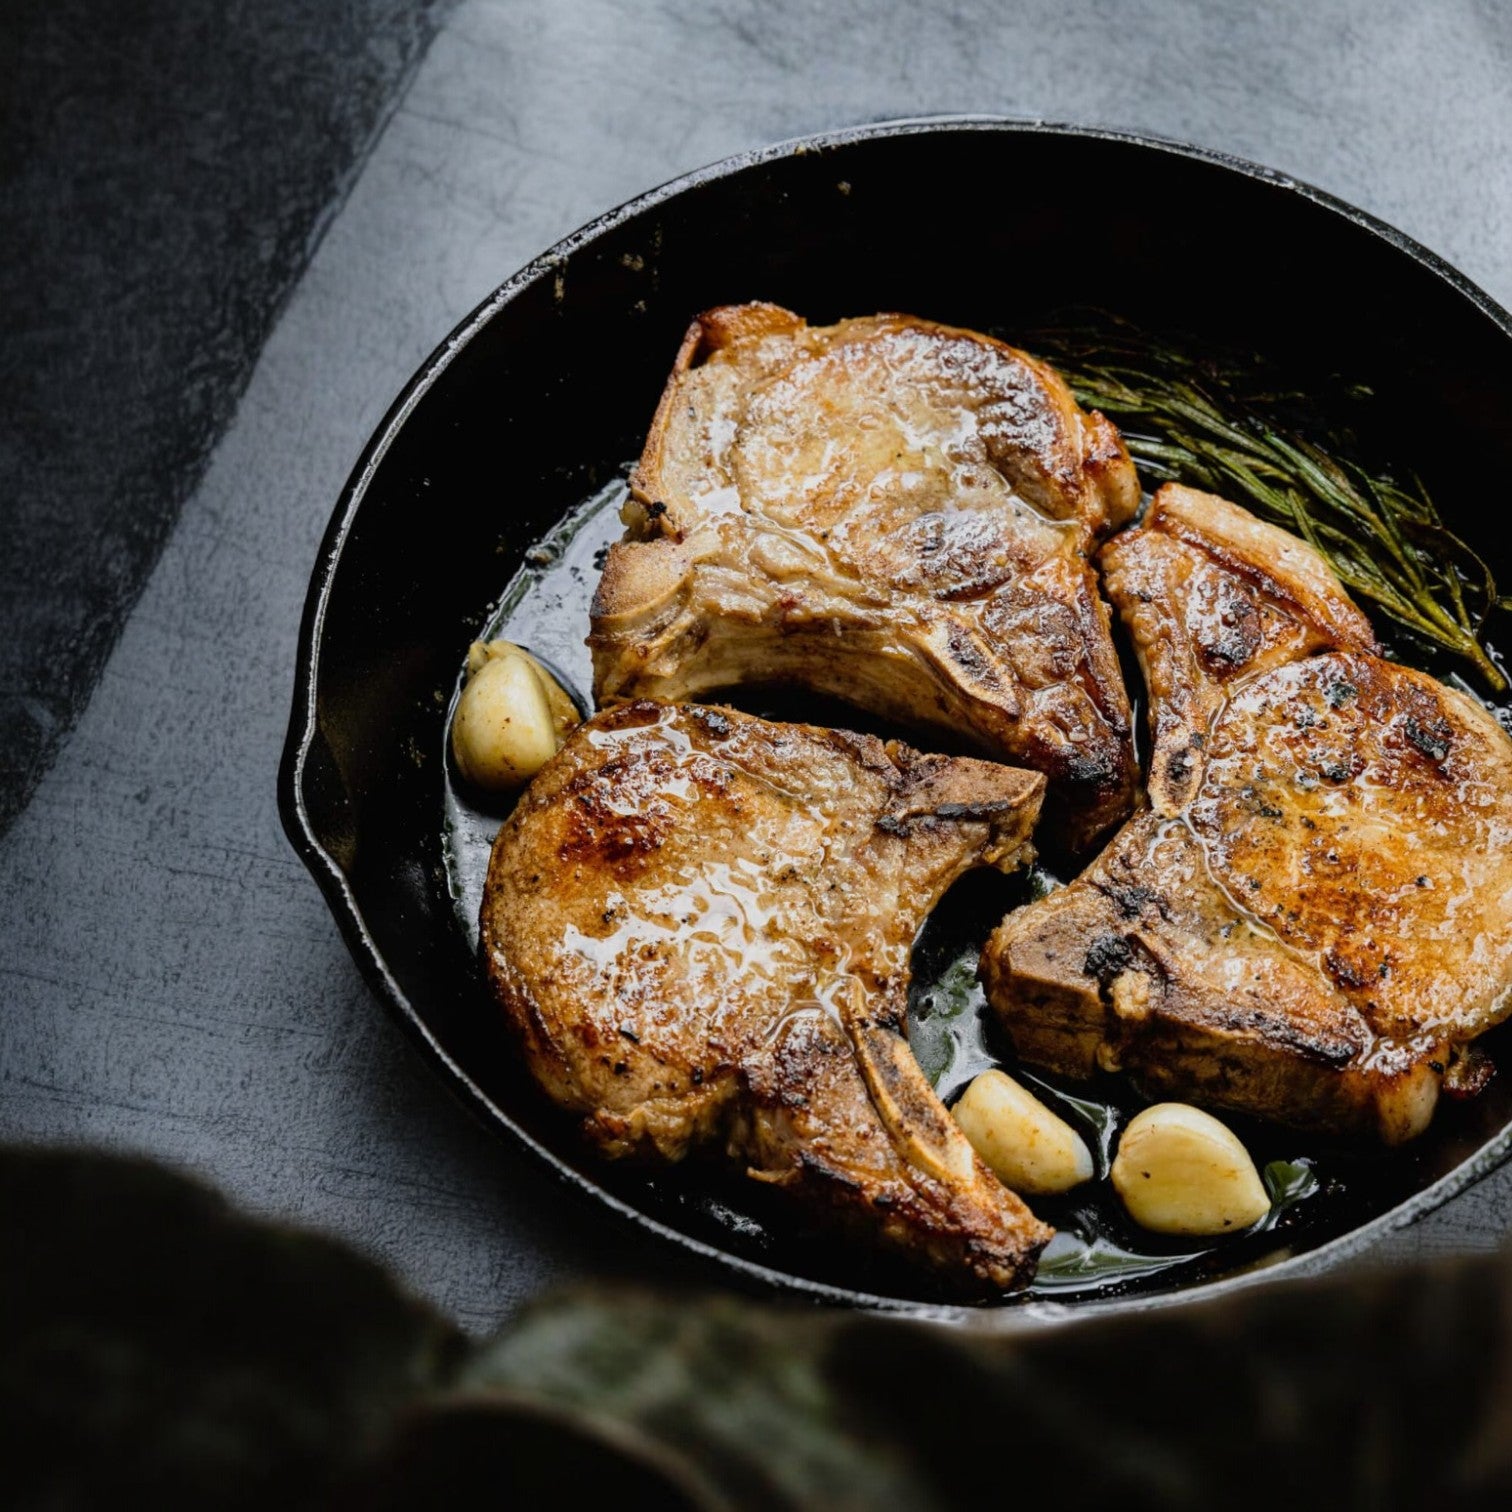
[[281, 120, 1512, 1317]]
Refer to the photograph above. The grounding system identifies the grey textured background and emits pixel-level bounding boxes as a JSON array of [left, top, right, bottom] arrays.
[[0, 0, 456, 834], [4, 0, 1510, 1332]]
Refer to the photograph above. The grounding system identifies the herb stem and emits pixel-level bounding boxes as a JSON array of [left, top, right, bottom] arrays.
[[1039, 332, 1506, 692]]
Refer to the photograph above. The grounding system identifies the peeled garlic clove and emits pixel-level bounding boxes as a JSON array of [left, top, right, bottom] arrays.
[[466, 640, 579, 739], [1111, 1103, 1270, 1235], [951, 1069, 1094, 1195], [451, 649, 562, 790]]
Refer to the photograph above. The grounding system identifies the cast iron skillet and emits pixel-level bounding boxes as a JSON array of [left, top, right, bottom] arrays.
[[280, 119, 1512, 1322]]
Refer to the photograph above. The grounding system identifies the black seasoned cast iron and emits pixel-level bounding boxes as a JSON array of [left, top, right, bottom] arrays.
[[280, 119, 1512, 1321]]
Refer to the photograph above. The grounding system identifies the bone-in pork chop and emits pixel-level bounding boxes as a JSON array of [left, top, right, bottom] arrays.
[[481, 700, 1052, 1290], [589, 304, 1140, 848], [983, 484, 1512, 1143]]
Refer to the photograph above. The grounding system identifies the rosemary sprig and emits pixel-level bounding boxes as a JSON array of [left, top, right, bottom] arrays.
[[1036, 327, 1508, 691]]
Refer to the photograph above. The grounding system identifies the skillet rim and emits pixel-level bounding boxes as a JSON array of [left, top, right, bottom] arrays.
[[278, 114, 1512, 1324]]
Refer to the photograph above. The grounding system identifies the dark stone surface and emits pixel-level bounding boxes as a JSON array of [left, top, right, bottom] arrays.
[[0, 0, 455, 835], [3, 0, 1511, 1332]]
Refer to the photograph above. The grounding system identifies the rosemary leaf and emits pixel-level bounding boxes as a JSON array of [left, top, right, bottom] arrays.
[[1036, 327, 1507, 691]]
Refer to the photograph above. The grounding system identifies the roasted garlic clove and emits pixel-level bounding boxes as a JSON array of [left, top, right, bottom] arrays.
[[466, 640, 580, 739], [952, 1069, 1094, 1195], [1111, 1103, 1269, 1235], [452, 642, 578, 790]]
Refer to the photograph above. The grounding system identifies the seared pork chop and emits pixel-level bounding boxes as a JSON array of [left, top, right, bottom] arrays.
[[590, 304, 1140, 848], [983, 485, 1512, 1143], [481, 700, 1052, 1290]]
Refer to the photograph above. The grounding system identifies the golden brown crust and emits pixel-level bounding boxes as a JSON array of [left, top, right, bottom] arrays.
[[983, 814, 1444, 1144], [593, 303, 1140, 850], [985, 488, 1512, 1144], [1100, 483, 1379, 813], [1192, 653, 1512, 1051], [482, 701, 1052, 1291]]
